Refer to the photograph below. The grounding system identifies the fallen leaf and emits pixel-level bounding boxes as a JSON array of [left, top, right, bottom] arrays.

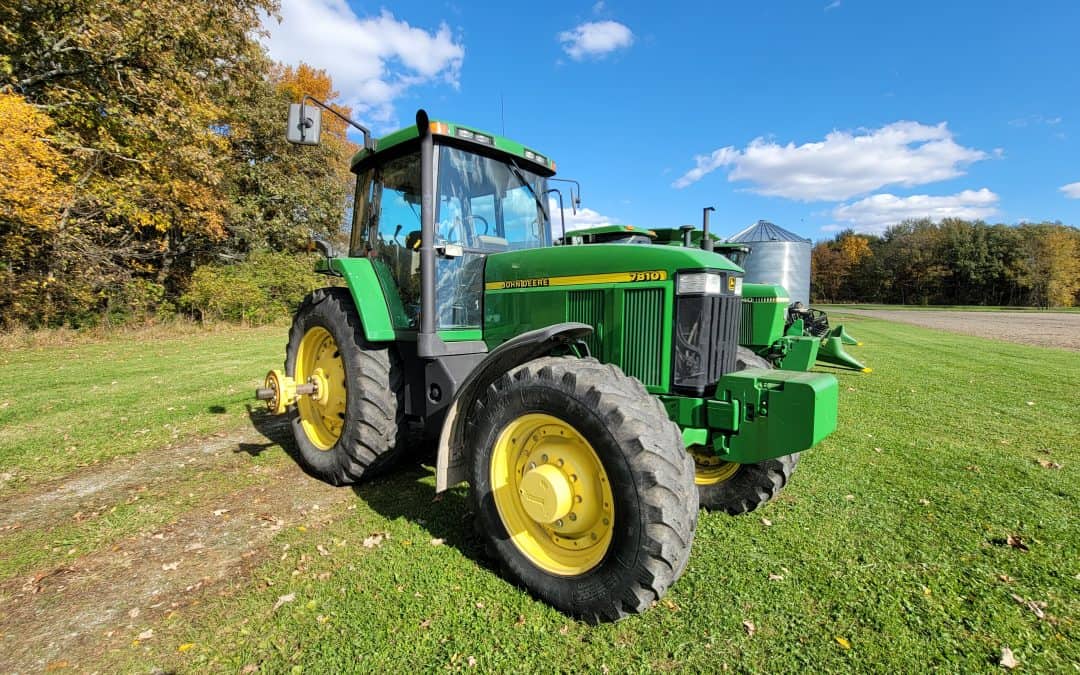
[[559, 625, 570, 635], [1000, 647, 1019, 669], [136, 628, 154, 640], [662, 599, 681, 611], [1036, 459, 1063, 470], [965, 465, 981, 472], [177, 643, 195, 653], [419, 618, 432, 629], [467, 656, 477, 667], [918, 499, 930, 506], [430, 538, 445, 546], [128, 608, 140, 619], [1010, 594, 1047, 619], [760, 517, 772, 527], [241, 666, 258, 674], [362, 532, 388, 549], [768, 573, 784, 581], [873, 447, 883, 453], [514, 614, 526, 627], [742, 620, 756, 637], [273, 593, 296, 611], [316, 544, 331, 556], [997, 574, 1014, 583], [162, 562, 180, 571], [213, 508, 229, 516], [1006, 535, 1029, 552], [844, 494, 855, 501], [1025, 401, 1035, 406], [835, 636, 851, 650]]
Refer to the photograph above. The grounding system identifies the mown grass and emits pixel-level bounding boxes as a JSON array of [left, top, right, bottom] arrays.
[[818, 303, 1080, 313], [2, 318, 1077, 672], [0, 325, 284, 489], [120, 316, 1077, 673]]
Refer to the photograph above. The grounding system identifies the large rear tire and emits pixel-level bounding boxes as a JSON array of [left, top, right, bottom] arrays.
[[469, 357, 697, 622], [694, 347, 799, 514], [284, 288, 407, 486]]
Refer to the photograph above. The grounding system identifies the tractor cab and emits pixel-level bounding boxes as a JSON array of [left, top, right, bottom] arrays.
[[345, 115, 556, 339]]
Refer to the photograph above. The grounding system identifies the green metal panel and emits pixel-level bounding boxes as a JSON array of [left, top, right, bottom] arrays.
[[484, 242, 742, 284], [740, 283, 788, 349], [328, 258, 397, 342], [567, 290, 605, 359], [621, 288, 664, 388], [714, 369, 838, 463]]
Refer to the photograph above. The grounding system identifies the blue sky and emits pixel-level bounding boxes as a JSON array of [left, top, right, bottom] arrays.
[[263, 0, 1080, 240]]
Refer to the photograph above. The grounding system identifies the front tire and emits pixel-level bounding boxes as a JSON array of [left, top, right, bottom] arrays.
[[469, 357, 697, 622], [694, 347, 799, 514], [284, 288, 407, 486]]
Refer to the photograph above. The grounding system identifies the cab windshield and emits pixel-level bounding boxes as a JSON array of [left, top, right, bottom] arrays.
[[435, 145, 551, 251]]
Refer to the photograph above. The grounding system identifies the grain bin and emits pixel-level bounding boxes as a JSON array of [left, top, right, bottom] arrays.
[[728, 220, 811, 307]]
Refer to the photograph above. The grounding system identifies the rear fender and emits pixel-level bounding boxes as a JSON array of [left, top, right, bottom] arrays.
[[435, 323, 593, 492], [327, 257, 399, 342]]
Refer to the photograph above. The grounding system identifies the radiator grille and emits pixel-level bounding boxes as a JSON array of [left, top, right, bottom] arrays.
[[567, 290, 604, 359], [673, 294, 743, 396], [621, 288, 664, 388]]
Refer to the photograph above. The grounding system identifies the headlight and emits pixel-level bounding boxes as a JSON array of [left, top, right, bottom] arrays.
[[677, 272, 723, 296]]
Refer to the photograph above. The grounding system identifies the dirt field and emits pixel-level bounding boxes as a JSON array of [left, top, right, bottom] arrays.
[[834, 309, 1080, 350]]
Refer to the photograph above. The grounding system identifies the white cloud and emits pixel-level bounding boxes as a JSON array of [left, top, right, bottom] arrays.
[[547, 198, 620, 235], [831, 188, 1000, 233], [672, 121, 989, 201], [262, 2, 464, 123], [1009, 114, 1062, 127], [1060, 182, 1080, 199], [825, 1, 842, 10], [558, 21, 634, 60]]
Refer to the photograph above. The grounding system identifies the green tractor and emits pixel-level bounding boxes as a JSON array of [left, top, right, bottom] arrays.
[[565, 223, 869, 372], [257, 100, 839, 621]]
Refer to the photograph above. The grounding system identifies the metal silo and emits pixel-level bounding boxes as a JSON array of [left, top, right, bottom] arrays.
[[728, 220, 812, 307]]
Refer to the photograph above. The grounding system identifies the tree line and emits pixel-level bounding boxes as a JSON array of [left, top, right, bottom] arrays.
[[811, 220, 1080, 307], [1, 0, 356, 328]]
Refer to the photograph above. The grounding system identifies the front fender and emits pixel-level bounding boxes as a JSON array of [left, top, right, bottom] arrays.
[[435, 322, 593, 492]]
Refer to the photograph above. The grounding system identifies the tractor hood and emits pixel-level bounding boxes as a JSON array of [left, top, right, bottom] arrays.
[[484, 244, 743, 288]]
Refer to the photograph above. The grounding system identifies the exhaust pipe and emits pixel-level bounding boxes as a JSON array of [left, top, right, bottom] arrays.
[[702, 206, 715, 252]]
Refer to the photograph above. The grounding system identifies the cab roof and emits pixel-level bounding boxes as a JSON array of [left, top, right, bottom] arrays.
[[349, 119, 556, 177]]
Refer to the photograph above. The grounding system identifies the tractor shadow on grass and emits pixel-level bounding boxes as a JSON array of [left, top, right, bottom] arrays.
[[355, 460, 494, 572], [238, 405, 298, 459]]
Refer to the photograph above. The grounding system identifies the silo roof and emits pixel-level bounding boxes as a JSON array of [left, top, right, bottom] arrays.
[[728, 220, 810, 244]]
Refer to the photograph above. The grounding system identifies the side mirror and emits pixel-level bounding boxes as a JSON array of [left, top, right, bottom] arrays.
[[287, 103, 322, 145]]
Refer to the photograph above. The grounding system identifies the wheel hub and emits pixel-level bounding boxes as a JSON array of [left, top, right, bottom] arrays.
[[519, 464, 574, 524], [295, 327, 346, 451]]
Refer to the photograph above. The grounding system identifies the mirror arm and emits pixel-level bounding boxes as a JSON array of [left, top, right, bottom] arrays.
[[549, 178, 581, 214], [301, 95, 375, 150], [544, 189, 566, 244]]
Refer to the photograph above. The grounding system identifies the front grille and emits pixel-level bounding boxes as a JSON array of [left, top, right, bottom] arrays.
[[567, 290, 604, 359], [672, 294, 742, 396], [622, 288, 664, 388]]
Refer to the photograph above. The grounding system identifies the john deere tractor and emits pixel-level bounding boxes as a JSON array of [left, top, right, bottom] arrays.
[[257, 100, 838, 621]]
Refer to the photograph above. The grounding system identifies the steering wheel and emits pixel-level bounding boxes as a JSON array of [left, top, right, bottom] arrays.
[[465, 214, 489, 235]]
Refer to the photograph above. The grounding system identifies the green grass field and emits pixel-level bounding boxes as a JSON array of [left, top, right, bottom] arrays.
[[1, 317, 1077, 672], [818, 303, 1080, 313]]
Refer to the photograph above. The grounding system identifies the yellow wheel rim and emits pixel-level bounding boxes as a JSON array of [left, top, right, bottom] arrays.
[[490, 413, 615, 576], [691, 446, 740, 486], [295, 327, 346, 450]]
